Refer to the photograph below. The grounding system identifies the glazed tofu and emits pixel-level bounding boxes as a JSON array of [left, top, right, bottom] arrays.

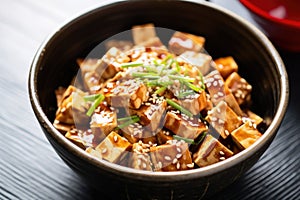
[[150, 140, 194, 171], [55, 85, 88, 125], [95, 131, 131, 163], [65, 128, 94, 149], [120, 122, 143, 144], [95, 47, 129, 80], [105, 40, 133, 52], [156, 129, 173, 145], [231, 121, 262, 149], [86, 147, 103, 160], [246, 110, 263, 125], [90, 103, 117, 142], [179, 51, 211, 75], [133, 100, 167, 131], [193, 134, 233, 167], [205, 70, 243, 116], [132, 23, 157, 45], [164, 111, 207, 139], [179, 91, 207, 115], [108, 79, 148, 109], [135, 37, 165, 48], [206, 101, 242, 139], [225, 72, 252, 106], [77, 58, 101, 91], [169, 31, 205, 55], [214, 56, 238, 79], [129, 142, 153, 171]]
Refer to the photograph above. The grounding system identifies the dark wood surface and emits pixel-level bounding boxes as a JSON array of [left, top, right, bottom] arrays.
[[1, 0, 299, 199]]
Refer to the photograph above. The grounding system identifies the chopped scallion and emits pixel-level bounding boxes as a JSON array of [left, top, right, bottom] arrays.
[[83, 93, 102, 102], [155, 87, 166, 95], [166, 99, 193, 117], [121, 62, 143, 68], [117, 116, 140, 129], [86, 94, 105, 117], [117, 115, 139, 122]]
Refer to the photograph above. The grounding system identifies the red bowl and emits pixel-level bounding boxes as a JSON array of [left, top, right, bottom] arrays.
[[240, 0, 300, 52]]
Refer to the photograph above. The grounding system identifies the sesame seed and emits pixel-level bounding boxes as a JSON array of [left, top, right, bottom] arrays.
[[101, 148, 107, 154], [142, 162, 147, 169], [225, 130, 230, 136], [60, 107, 66, 113], [187, 163, 194, 168], [219, 157, 225, 161], [158, 161, 163, 169], [176, 147, 182, 153], [113, 135, 118, 142], [176, 154, 182, 159], [172, 158, 178, 164], [176, 162, 181, 169], [219, 151, 225, 156], [164, 156, 171, 161]]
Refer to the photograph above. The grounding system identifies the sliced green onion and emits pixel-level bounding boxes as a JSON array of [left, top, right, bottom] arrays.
[[132, 72, 160, 79], [117, 116, 140, 129], [83, 93, 102, 102], [161, 55, 173, 65], [117, 115, 139, 122], [197, 132, 207, 144], [168, 75, 195, 83], [121, 62, 143, 68], [155, 87, 166, 95], [173, 135, 195, 144], [166, 99, 193, 118], [177, 90, 195, 98], [185, 82, 202, 92], [86, 94, 105, 117], [144, 65, 158, 73]]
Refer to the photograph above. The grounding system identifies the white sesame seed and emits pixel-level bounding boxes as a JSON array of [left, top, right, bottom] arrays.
[[101, 148, 107, 154], [219, 151, 225, 156], [187, 163, 194, 168], [219, 157, 225, 161], [172, 158, 178, 164], [113, 135, 118, 142], [225, 130, 230, 136], [164, 156, 171, 161], [176, 162, 181, 169], [176, 154, 182, 159]]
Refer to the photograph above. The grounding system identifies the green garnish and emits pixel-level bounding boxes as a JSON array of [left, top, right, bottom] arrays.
[[117, 115, 139, 122], [86, 94, 105, 117], [121, 62, 143, 68], [166, 99, 193, 118], [185, 82, 202, 92], [155, 87, 166, 95], [168, 75, 195, 83], [132, 72, 160, 79], [177, 90, 195, 98], [83, 93, 103, 102], [117, 115, 140, 129], [173, 132, 207, 145]]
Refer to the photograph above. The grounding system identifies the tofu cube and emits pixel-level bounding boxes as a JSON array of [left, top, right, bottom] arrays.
[[179, 51, 211, 75], [156, 129, 173, 145], [132, 23, 157, 45], [214, 56, 238, 79], [225, 72, 252, 106], [206, 101, 242, 139], [95, 131, 131, 163], [77, 58, 101, 91], [169, 31, 205, 55], [65, 128, 94, 149], [193, 134, 233, 167], [90, 104, 117, 143], [108, 80, 148, 109], [150, 140, 194, 171], [129, 142, 153, 171], [231, 121, 262, 149], [105, 40, 133, 52], [179, 91, 207, 115], [86, 147, 102, 160], [164, 112, 207, 139]]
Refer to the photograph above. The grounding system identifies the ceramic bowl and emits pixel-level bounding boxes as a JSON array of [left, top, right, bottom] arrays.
[[29, 0, 289, 199]]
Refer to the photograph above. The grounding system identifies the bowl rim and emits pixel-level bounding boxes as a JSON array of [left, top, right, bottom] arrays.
[[239, 0, 300, 29], [29, 0, 289, 182]]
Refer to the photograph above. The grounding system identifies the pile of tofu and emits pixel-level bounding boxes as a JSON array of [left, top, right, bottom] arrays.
[[53, 24, 264, 171]]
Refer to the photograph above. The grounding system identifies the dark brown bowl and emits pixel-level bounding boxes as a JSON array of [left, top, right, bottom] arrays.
[[28, 0, 289, 199]]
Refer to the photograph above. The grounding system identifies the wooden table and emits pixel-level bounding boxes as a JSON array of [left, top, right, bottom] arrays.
[[1, 0, 299, 199]]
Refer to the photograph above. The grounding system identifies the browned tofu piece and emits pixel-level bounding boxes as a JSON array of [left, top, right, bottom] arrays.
[[169, 31, 205, 55], [164, 111, 207, 139], [120, 122, 143, 144], [65, 128, 94, 149], [133, 100, 167, 131], [132, 23, 157, 45], [214, 56, 238, 79], [193, 134, 233, 167], [86, 147, 102, 160], [179, 91, 207, 115], [95, 47, 129, 80], [53, 120, 74, 133], [129, 142, 153, 171], [205, 70, 243, 116], [179, 51, 211, 75], [225, 72, 252, 106], [231, 121, 262, 149], [108, 79, 149, 109], [77, 58, 101, 91], [150, 140, 194, 171], [95, 131, 131, 163], [246, 110, 263, 125], [105, 40, 133, 52], [55, 85, 88, 125], [206, 101, 242, 139], [135, 37, 165, 48], [90, 103, 117, 143], [156, 129, 173, 145]]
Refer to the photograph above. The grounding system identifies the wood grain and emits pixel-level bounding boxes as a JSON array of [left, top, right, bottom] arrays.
[[0, 0, 299, 199]]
